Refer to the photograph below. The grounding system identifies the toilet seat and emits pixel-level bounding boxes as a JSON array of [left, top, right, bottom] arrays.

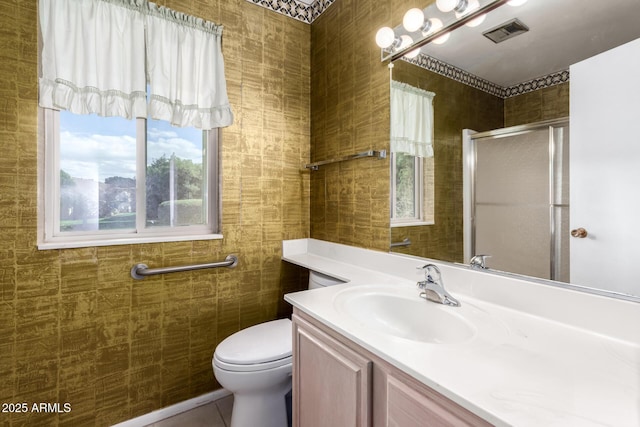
[[213, 318, 292, 373], [213, 354, 292, 372]]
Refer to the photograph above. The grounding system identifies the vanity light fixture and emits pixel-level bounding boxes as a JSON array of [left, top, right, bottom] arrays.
[[456, 0, 486, 27], [376, 21, 433, 54], [403, 8, 426, 33], [399, 35, 414, 50], [375, 26, 401, 49], [379, 0, 520, 62], [429, 19, 451, 44], [403, 9, 443, 37], [400, 35, 422, 58], [404, 48, 421, 58], [436, 0, 469, 13]]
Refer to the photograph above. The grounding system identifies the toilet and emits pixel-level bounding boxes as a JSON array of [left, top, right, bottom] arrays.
[[212, 271, 344, 427]]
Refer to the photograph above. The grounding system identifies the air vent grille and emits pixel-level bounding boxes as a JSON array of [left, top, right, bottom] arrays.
[[483, 18, 529, 44]]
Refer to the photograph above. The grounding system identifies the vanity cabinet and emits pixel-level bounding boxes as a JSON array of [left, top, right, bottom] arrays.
[[292, 311, 371, 427], [292, 309, 491, 427]]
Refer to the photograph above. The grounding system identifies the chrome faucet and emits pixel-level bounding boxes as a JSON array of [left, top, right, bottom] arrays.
[[417, 264, 460, 307], [470, 254, 491, 270]]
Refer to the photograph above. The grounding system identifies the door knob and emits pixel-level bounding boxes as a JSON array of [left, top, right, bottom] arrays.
[[571, 227, 588, 238]]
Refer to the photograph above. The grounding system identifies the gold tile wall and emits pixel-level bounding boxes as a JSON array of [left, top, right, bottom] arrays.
[[389, 61, 504, 262], [504, 82, 570, 127], [308, 0, 506, 255], [308, 0, 419, 251], [0, 0, 310, 425]]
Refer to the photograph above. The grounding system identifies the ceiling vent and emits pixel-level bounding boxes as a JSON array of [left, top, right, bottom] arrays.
[[483, 18, 529, 44]]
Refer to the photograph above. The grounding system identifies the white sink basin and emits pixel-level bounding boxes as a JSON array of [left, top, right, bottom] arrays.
[[333, 284, 504, 345]]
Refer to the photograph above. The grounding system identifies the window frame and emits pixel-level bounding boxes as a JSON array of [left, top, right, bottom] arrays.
[[390, 152, 433, 228], [38, 108, 222, 250]]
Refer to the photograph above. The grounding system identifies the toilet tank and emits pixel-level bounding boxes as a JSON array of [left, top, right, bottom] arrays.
[[308, 270, 345, 290]]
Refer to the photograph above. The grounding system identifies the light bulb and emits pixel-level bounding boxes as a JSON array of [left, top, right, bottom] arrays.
[[404, 47, 421, 59], [427, 18, 450, 44], [403, 8, 425, 33], [429, 18, 450, 45], [375, 27, 396, 48], [413, 16, 450, 45], [466, 13, 486, 27], [402, 7, 424, 33], [455, 0, 477, 17], [426, 18, 444, 35], [465, 13, 487, 27], [433, 32, 450, 45], [436, 0, 459, 12], [455, 0, 485, 27], [508, 0, 527, 5], [399, 35, 414, 51]]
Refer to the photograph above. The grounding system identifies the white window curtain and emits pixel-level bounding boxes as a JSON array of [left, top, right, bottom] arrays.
[[390, 80, 435, 158], [39, 0, 148, 119], [38, 0, 234, 129], [145, 5, 233, 129]]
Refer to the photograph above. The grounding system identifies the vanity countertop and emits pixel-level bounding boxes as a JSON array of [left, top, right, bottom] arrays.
[[283, 238, 640, 427]]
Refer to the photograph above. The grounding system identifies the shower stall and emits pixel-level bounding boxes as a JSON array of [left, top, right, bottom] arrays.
[[463, 118, 570, 282]]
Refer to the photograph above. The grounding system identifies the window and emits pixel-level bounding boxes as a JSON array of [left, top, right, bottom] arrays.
[[37, 0, 233, 249], [389, 80, 436, 227], [390, 153, 434, 226], [39, 109, 220, 249]]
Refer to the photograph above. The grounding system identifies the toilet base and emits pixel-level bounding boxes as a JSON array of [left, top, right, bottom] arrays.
[[213, 360, 292, 427], [230, 382, 291, 427]]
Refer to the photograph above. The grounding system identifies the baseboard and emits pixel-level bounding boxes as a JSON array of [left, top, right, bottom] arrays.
[[111, 388, 232, 427]]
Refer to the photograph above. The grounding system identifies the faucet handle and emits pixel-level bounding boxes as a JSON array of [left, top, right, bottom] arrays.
[[470, 254, 491, 269], [417, 263, 441, 283]]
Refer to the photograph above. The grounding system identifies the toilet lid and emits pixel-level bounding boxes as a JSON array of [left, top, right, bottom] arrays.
[[214, 318, 292, 365]]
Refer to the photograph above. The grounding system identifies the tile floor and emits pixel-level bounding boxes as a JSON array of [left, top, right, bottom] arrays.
[[146, 395, 233, 427]]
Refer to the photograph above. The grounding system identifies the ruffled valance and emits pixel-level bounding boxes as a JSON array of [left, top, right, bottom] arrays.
[[390, 80, 435, 158], [145, 5, 234, 128], [38, 0, 148, 118], [38, 0, 234, 130]]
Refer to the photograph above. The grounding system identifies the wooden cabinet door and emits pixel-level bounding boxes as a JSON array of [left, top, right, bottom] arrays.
[[385, 375, 492, 427], [292, 313, 372, 427]]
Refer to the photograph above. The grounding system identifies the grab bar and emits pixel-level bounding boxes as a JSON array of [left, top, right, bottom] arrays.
[[305, 149, 387, 171], [390, 238, 411, 248], [131, 254, 239, 280]]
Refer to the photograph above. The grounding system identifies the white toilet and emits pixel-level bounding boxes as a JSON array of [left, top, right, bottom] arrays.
[[212, 271, 344, 427]]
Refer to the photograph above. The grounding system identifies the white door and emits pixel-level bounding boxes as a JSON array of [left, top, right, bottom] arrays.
[[570, 38, 640, 296]]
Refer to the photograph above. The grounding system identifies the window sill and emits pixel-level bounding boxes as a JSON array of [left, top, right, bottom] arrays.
[[38, 233, 224, 250], [390, 220, 434, 228]]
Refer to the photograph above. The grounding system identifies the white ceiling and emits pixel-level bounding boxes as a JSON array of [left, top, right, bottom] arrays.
[[415, 0, 640, 87]]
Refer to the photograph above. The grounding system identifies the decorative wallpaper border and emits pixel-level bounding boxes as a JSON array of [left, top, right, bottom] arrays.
[[245, 0, 335, 24], [404, 53, 570, 99], [503, 69, 570, 98], [404, 54, 505, 98]]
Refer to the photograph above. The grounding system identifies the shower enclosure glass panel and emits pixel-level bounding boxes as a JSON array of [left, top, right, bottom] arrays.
[[468, 120, 569, 282]]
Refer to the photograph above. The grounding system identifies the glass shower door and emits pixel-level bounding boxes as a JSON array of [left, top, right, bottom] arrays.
[[471, 121, 569, 282]]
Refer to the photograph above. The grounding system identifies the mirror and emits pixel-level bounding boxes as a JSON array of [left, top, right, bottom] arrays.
[[387, 0, 640, 301]]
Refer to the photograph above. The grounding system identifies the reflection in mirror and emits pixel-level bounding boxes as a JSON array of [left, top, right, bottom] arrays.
[[389, 81, 435, 227], [386, 0, 640, 301], [462, 119, 570, 283], [389, 60, 504, 263]]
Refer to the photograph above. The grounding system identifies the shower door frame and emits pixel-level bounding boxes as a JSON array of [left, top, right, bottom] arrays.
[[462, 117, 569, 281]]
